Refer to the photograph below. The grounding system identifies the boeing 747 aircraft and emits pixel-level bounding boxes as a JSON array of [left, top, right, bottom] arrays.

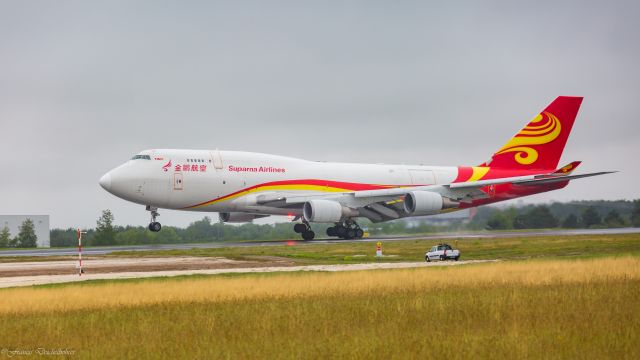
[[100, 96, 613, 240]]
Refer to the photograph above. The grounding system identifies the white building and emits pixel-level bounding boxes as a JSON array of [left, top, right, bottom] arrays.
[[0, 215, 50, 247]]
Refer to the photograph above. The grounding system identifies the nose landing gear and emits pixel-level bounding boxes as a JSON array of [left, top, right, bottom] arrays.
[[293, 221, 315, 240], [146, 205, 162, 232]]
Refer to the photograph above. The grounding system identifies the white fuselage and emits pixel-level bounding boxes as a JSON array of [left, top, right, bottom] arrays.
[[100, 149, 460, 217]]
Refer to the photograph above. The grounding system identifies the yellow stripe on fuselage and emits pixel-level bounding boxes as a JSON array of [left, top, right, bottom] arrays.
[[468, 167, 490, 182], [191, 184, 354, 209]]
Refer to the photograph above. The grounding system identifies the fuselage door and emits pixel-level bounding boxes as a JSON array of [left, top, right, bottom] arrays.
[[174, 173, 184, 190], [211, 150, 223, 170]]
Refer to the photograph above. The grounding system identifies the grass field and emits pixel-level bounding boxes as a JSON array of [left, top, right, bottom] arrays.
[[1, 256, 639, 359], [105, 233, 640, 264], [1, 233, 638, 265]]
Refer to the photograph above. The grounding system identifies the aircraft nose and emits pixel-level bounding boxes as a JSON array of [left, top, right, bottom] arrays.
[[99, 173, 112, 191]]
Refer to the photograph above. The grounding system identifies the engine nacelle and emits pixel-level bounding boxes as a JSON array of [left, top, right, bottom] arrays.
[[403, 191, 458, 216], [303, 200, 354, 223], [219, 212, 268, 223]]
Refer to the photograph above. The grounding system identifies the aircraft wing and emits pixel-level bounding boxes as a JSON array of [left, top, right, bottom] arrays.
[[510, 171, 616, 186], [448, 171, 615, 189], [255, 170, 615, 222], [256, 183, 492, 222]]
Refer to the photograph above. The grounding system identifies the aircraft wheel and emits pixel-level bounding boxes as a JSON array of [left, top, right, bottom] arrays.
[[149, 222, 161, 232], [294, 223, 307, 233], [302, 230, 315, 241], [336, 226, 347, 238], [326, 227, 337, 237], [355, 229, 364, 238], [347, 229, 356, 239]]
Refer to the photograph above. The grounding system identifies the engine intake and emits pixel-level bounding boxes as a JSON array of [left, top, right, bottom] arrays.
[[219, 212, 268, 223], [403, 191, 458, 215], [303, 200, 356, 223]]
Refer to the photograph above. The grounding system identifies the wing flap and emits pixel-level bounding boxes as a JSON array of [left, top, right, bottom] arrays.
[[255, 170, 614, 213], [448, 174, 539, 189]]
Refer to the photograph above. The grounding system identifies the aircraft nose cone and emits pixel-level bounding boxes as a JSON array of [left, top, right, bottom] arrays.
[[99, 173, 112, 191]]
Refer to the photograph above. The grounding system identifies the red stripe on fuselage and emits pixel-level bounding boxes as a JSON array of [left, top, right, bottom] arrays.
[[453, 167, 474, 182], [186, 179, 405, 209]]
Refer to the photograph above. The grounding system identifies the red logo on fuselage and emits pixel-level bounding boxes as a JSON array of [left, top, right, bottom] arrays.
[[162, 160, 172, 172]]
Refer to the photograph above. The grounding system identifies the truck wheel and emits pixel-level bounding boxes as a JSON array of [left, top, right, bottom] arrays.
[[454, 256, 460, 261], [440, 255, 445, 261], [425, 256, 430, 263]]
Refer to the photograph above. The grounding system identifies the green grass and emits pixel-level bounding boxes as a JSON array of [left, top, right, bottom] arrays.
[[105, 233, 640, 264], [0, 256, 75, 263], [1, 233, 638, 265]]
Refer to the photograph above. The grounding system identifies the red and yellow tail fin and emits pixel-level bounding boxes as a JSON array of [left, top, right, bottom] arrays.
[[482, 96, 583, 170]]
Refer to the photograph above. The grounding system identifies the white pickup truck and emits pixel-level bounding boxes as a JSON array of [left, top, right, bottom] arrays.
[[425, 243, 460, 262]]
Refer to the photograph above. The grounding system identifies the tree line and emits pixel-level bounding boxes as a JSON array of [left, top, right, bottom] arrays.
[[0, 219, 39, 248], [45, 200, 640, 247], [477, 200, 639, 230]]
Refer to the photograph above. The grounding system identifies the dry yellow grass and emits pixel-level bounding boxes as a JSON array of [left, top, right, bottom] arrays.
[[1, 256, 638, 315], [1, 257, 639, 359]]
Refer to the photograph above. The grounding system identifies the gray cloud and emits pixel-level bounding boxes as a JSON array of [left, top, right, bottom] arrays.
[[1, 0, 638, 228]]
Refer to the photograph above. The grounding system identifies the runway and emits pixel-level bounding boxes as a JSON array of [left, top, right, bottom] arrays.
[[0, 227, 638, 257]]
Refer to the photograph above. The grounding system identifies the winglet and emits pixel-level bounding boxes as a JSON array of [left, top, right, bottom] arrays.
[[553, 161, 581, 175]]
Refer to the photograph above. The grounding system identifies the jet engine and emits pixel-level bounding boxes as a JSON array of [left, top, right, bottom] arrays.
[[303, 200, 357, 223], [219, 212, 269, 223], [403, 191, 458, 216]]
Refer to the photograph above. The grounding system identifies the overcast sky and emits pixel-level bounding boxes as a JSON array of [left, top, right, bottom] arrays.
[[1, 0, 638, 229]]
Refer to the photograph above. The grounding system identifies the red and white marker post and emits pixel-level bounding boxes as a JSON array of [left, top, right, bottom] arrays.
[[376, 241, 382, 259], [76, 228, 86, 276]]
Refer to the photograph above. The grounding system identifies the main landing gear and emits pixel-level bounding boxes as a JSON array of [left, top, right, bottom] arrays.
[[293, 221, 315, 241], [293, 219, 364, 241], [146, 205, 162, 232], [326, 220, 364, 240]]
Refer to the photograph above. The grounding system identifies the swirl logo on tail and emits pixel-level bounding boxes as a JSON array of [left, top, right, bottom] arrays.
[[495, 112, 561, 165]]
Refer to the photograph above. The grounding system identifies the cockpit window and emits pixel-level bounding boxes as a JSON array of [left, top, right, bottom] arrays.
[[131, 155, 151, 160]]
